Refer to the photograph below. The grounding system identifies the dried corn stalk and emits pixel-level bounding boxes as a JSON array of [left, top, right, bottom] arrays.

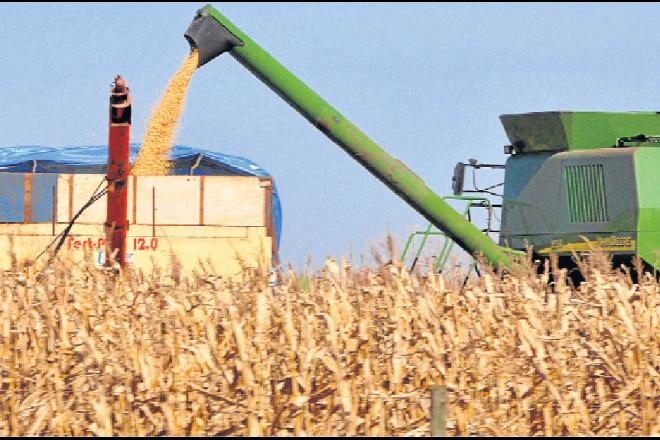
[[0, 250, 656, 436]]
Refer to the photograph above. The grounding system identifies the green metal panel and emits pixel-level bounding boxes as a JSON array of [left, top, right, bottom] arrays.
[[634, 147, 660, 269], [501, 111, 660, 153], [567, 112, 660, 150], [194, 4, 516, 270]]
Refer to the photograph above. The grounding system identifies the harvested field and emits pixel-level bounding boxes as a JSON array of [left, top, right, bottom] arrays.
[[132, 50, 199, 176], [0, 249, 657, 436]]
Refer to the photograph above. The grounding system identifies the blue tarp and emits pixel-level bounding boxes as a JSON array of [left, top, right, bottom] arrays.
[[0, 144, 282, 248]]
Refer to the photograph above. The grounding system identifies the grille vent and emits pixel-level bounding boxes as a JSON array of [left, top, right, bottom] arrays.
[[563, 164, 608, 223]]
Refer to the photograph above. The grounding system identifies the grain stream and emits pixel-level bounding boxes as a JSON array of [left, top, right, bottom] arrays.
[[132, 51, 199, 176]]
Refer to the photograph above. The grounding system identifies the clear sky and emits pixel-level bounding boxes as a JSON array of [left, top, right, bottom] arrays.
[[3, 2, 660, 269]]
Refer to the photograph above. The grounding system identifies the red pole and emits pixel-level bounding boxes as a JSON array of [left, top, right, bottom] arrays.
[[105, 75, 131, 267]]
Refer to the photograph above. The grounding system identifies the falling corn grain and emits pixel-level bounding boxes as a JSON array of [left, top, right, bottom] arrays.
[[132, 50, 199, 176]]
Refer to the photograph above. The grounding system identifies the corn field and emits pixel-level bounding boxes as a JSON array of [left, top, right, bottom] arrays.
[[0, 248, 657, 436]]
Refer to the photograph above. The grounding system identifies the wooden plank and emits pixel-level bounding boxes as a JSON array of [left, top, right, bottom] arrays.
[[203, 176, 265, 226], [54, 175, 267, 228], [23, 173, 32, 224], [52, 185, 57, 235], [199, 176, 205, 225], [56, 174, 69, 223], [0, 223, 256, 238], [127, 225, 256, 238], [260, 178, 271, 238], [55, 174, 111, 224], [0, 225, 270, 279], [68, 174, 74, 221], [430, 385, 448, 436], [135, 176, 200, 225], [259, 177, 279, 267], [69, 174, 108, 224]]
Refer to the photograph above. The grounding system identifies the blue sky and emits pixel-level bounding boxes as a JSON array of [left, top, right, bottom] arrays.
[[3, 2, 660, 268]]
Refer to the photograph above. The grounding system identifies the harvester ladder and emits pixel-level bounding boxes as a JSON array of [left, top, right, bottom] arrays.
[[401, 196, 496, 274]]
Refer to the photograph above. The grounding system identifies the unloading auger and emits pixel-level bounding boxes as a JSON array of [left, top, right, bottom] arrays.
[[184, 5, 660, 274], [183, 5, 519, 271]]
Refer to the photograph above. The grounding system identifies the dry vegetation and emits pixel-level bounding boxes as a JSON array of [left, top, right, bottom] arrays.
[[0, 247, 657, 436]]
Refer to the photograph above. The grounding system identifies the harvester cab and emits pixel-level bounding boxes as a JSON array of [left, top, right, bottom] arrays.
[[184, 4, 660, 275]]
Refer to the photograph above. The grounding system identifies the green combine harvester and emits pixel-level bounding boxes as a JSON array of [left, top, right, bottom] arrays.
[[185, 4, 660, 275]]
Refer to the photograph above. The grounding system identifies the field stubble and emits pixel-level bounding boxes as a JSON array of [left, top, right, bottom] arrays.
[[0, 246, 657, 436]]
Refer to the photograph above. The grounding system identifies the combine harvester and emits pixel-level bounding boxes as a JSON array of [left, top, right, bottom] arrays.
[[184, 4, 660, 276]]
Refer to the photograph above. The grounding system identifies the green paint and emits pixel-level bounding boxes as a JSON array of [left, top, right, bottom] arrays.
[[501, 111, 660, 153], [567, 112, 660, 150], [401, 196, 496, 273], [198, 4, 517, 270], [634, 147, 660, 268]]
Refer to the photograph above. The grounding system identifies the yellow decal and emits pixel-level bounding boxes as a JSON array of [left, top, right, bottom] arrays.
[[538, 236, 636, 254]]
